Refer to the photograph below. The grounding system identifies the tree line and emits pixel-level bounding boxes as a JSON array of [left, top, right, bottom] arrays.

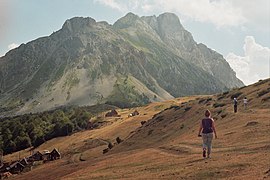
[[0, 104, 115, 155]]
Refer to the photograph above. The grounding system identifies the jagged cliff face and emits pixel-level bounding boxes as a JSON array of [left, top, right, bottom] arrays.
[[0, 13, 243, 115], [121, 13, 243, 88]]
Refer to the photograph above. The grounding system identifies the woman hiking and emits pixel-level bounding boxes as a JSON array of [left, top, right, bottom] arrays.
[[198, 109, 217, 159]]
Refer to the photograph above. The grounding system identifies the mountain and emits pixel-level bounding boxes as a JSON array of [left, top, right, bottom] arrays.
[[0, 13, 243, 115], [116, 13, 243, 88]]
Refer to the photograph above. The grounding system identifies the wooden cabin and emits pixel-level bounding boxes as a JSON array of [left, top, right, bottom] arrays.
[[105, 109, 119, 117], [0, 162, 10, 173], [28, 151, 43, 161], [128, 110, 140, 117], [7, 162, 24, 174], [49, 148, 61, 160], [42, 151, 51, 161], [19, 158, 28, 166], [132, 110, 139, 116]]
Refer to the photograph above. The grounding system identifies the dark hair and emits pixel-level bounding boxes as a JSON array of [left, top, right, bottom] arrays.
[[205, 109, 211, 117]]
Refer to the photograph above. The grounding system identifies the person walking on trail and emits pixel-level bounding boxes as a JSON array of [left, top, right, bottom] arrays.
[[198, 110, 217, 159], [243, 97, 248, 110], [233, 97, 238, 113]]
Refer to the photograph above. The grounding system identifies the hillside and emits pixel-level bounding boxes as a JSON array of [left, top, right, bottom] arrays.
[[0, 13, 243, 116], [4, 78, 269, 180], [0, 104, 117, 155]]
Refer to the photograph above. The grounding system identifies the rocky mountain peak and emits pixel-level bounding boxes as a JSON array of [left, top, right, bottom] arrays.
[[140, 12, 190, 44], [155, 12, 190, 41], [62, 17, 97, 34], [113, 12, 140, 29], [141, 15, 158, 32], [157, 12, 184, 30]]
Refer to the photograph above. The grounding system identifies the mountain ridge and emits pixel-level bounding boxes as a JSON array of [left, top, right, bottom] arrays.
[[0, 12, 243, 115]]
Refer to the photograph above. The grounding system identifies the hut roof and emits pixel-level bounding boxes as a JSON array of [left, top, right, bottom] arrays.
[[32, 151, 42, 156], [8, 162, 24, 169], [19, 158, 28, 165], [51, 148, 61, 156], [105, 109, 119, 117], [28, 151, 43, 160], [43, 150, 50, 154], [111, 109, 117, 113]]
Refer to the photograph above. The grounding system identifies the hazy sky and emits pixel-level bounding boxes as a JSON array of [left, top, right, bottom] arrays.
[[0, 0, 269, 85]]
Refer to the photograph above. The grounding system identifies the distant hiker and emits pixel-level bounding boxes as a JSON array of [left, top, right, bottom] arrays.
[[233, 97, 238, 113], [243, 97, 248, 110], [198, 109, 217, 159]]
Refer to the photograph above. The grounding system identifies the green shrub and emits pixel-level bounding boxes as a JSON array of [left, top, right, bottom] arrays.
[[262, 96, 270, 102], [169, 105, 180, 110], [180, 124, 185, 129], [221, 114, 227, 118], [217, 95, 225, 100], [230, 92, 242, 99], [253, 79, 266, 86], [206, 98, 212, 102], [257, 89, 270, 97], [198, 99, 205, 104], [217, 109, 223, 114], [213, 103, 226, 108]]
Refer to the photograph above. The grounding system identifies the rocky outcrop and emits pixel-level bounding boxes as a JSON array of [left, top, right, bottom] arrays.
[[141, 13, 243, 88]]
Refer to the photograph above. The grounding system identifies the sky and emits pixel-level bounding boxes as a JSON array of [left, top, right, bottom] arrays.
[[0, 0, 269, 85]]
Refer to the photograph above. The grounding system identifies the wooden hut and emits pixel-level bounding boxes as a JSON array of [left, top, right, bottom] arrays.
[[128, 110, 140, 117], [0, 162, 9, 173], [132, 110, 139, 116], [19, 158, 28, 166], [7, 162, 24, 174], [105, 109, 119, 117], [42, 151, 51, 161], [29, 151, 43, 161], [49, 149, 61, 160]]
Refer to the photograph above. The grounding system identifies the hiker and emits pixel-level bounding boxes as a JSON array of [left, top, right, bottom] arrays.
[[233, 97, 238, 113], [243, 97, 248, 110], [198, 109, 217, 159]]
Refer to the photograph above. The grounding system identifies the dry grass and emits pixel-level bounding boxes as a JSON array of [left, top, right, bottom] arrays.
[[7, 79, 270, 180]]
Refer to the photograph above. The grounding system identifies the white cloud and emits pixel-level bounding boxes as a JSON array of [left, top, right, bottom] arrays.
[[148, 0, 247, 27], [142, 3, 153, 12], [8, 43, 19, 50], [230, 0, 270, 32], [226, 36, 270, 85], [95, 0, 270, 31], [94, 0, 247, 27], [94, 0, 127, 12]]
